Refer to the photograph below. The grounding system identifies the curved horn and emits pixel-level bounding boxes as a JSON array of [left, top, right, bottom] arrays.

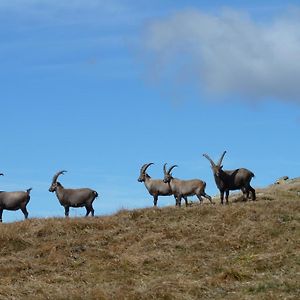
[[52, 170, 67, 183], [217, 151, 227, 166], [140, 163, 153, 174], [203, 153, 216, 167], [163, 163, 168, 175], [168, 165, 178, 174]]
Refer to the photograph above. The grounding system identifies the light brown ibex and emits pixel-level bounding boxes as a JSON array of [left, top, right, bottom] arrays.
[[0, 173, 32, 222], [163, 164, 212, 207], [138, 163, 188, 206], [49, 170, 98, 217]]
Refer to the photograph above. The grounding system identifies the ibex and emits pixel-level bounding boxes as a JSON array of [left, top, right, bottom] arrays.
[[138, 163, 188, 206], [0, 173, 32, 222], [203, 151, 256, 204], [49, 170, 98, 217], [163, 164, 212, 207]]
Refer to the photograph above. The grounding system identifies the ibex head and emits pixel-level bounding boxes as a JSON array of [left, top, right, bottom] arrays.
[[203, 151, 226, 177], [49, 170, 67, 192], [163, 163, 178, 183], [138, 163, 153, 182]]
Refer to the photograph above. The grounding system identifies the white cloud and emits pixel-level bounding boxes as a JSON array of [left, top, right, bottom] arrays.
[[141, 8, 300, 103]]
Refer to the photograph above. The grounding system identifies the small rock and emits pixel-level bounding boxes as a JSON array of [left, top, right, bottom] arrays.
[[275, 176, 289, 184]]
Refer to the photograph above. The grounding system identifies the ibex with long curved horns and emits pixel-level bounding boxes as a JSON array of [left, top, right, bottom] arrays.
[[49, 170, 98, 217], [163, 164, 212, 207], [138, 163, 188, 206], [203, 151, 256, 204], [0, 173, 32, 222]]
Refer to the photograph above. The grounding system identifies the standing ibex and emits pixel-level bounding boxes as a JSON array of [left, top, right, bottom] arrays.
[[0, 173, 32, 222], [138, 163, 188, 206], [49, 170, 98, 217], [203, 151, 256, 204], [163, 164, 212, 207]]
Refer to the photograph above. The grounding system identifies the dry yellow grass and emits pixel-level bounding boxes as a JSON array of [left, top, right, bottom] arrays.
[[0, 179, 299, 299]]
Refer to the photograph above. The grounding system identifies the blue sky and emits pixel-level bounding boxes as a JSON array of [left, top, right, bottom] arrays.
[[0, 0, 299, 222]]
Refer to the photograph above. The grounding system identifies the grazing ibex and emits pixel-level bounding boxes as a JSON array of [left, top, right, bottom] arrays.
[[0, 173, 32, 222], [138, 163, 188, 206], [163, 164, 212, 207], [203, 151, 256, 204], [49, 170, 98, 217]]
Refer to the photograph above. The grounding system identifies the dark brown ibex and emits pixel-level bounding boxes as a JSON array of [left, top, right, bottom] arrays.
[[138, 163, 188, 206], [163, 164, 212, 207], [0, 173, 32, 222], [49, 170, 98, 217], [203, 151, 256, 204]]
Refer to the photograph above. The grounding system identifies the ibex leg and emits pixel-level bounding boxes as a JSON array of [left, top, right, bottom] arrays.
[[177, 195, 182, 207], [64, 206, 70, 217], [241, 188, 248, 201], [220, 191, 224, 205], [225, 190, 229, 204], [85, 207, 91, 217], [183, 196, 189, 207], [85, 204, 95, 217], [90, 206, 95, 216], [21, 206, 29, 219], [249, 186, 256, 200], [196, 194, 203, 204], [202, 192, 213, 204]]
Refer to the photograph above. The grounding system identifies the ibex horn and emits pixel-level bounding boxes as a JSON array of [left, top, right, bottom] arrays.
[[52, 170, 67, 183], [203, 153, 216, 167], [217, 151, 227, 166], [140, 163, 154, 174], [168, 165, 178, 174]]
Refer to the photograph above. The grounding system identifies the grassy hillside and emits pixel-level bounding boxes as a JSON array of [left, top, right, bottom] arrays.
[[0, 179, 299, 299]]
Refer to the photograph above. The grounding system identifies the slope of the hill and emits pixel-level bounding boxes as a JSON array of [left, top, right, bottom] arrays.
[[0, 179, 299, 300]]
